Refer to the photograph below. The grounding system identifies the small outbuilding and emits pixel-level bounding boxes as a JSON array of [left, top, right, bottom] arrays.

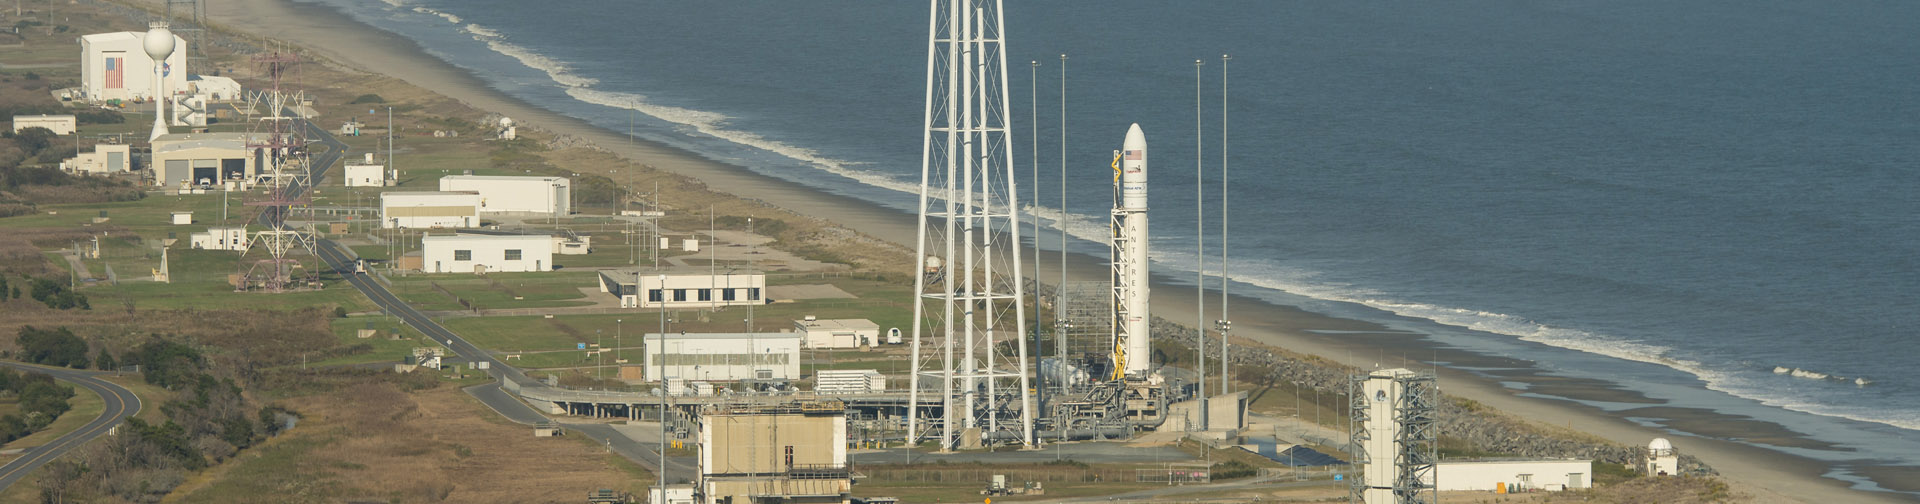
[[170, 211, 192, 225], [343, 156, 386, 187], [420, 233, 554, 273], [63, 143, 132, 174], [188, 226, 247, 251]]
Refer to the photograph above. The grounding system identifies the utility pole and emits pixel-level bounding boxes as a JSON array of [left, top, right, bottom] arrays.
[[1193, 58, 1207, 431]]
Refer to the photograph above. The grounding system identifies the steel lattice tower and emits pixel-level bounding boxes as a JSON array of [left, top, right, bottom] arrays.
[[237, 48, 317, 292], [907, 0, 1034, 451]]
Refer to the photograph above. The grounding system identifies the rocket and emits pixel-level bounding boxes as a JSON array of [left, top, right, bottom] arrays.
[[1113, 124, 1152, 377]]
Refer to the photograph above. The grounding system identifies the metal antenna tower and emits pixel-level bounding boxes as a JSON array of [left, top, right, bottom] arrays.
[[907, 0, 1035, 451], [163, 0, 208, 73], [237, 47, 318, 292]]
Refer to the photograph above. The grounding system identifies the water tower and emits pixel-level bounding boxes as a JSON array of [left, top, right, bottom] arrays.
[[144, 21, 175, 142]]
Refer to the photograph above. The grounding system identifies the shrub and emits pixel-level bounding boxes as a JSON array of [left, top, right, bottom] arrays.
[[348, 94, 385, 104]]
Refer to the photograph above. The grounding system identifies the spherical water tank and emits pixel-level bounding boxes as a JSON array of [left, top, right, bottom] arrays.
[[1649, 437, 1674, 454], [143, 23, 176, 60]]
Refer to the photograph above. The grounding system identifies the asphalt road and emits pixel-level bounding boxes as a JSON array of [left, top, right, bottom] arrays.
[[0, 363, 142, 492]]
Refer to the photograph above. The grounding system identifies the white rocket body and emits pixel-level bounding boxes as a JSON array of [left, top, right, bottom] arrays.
[[1115, 123, 1152, 376]]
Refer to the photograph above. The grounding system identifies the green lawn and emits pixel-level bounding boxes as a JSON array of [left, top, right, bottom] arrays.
[[384, 271, 600, 312]]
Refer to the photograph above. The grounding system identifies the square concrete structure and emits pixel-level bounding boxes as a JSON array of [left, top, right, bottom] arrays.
[[170, 211, 191, 225], [1423, 459, 1591, 492], [438, 175, 571, 215], [380, 191, 480, 229], [64, 143, 132, 174], [421, 234, 553, 273], [598, 268, 766, 309], [794, 318, 880, 349], [697, 402, 851, 504], [644, 332, 799, 382], [151, 132, 261, 187], [80, 31, 188, 102], [12, 115, 76, 135]]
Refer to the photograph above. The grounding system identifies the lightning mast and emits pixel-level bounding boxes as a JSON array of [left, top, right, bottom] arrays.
[[907, 0, 1035, 451]]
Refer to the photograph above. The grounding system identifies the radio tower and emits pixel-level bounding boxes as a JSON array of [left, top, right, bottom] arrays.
[[906, 0, 1035, 451], [237, 47, 317, 292]]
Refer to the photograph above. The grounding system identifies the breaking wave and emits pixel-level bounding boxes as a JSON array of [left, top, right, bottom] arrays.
[[412, 7, 462, 24]]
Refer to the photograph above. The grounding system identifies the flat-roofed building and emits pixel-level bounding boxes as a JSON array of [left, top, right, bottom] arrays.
[[380, 191, 480, 229], [1423, 459, 1592, 492], [644, 332, 799, 382], [696, 401, 851, 504], [188, 226, 247, 251], [151, 132, 261, 187], [421, 234, 553, 273], [794, 318, 880, 349], [438, 175, 571, 215], [343, 154, 386, 187], [12, 115, 76, 135], [64, 143, 132, 174], [598, 268, 765, 309]]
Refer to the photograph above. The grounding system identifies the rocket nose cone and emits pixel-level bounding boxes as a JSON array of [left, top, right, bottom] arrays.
[[1125, 123, 1146, 149]]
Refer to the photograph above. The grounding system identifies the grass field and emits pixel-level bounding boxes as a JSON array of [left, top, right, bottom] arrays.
[[315, 316, 434, 367], [384, 271, 600, 312]]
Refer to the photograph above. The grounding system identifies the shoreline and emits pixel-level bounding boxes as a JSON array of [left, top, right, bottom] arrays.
[[176, 0, 1911, 501]]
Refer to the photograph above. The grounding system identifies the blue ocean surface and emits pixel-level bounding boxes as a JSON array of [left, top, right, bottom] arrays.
[[305, 0, 1919, 493]]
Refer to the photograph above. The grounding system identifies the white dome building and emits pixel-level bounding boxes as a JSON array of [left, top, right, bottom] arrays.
[[1646, 437, 1679, 476]]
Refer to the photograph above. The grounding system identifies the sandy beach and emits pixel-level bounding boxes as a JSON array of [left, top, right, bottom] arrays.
[[160, 0, 1911, 501]]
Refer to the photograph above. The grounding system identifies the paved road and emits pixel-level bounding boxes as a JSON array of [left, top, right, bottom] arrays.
[[0, 363, 142, 492]]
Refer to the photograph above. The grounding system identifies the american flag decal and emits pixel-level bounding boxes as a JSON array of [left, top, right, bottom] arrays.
[[1124, 149, 1142, 161], [105, 57, 123, 89]]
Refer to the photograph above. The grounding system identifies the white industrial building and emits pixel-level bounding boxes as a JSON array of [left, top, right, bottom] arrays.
[[63, 143, 132, 174], [794, 318, 881, 349], [644, 332, 800, 382], [185, 75, 241, 100], [420, 234, 553, 273], [380, 191, 480, 229], [188, 226, 247, 251], [170, 211, 191, 225], [151, 132, 260, 187], [342, 155, 387, 187], [597, 268, 766, 309], [438, 175, 571, 215], [12, 115, 76, 135], [80, 31, 188, 102], [1421, 459, 1591, 492], [815, 369, 885, 394]]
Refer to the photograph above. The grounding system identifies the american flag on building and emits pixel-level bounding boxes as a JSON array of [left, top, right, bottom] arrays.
[[104, 57, 123, 89]]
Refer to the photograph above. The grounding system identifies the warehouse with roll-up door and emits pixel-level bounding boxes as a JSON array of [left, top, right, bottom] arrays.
[[438, 175, 571, 216], [151, 132, 259, 187], [380, 191, 480, 229]]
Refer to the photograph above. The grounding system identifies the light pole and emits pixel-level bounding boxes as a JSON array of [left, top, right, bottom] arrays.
[[1193, 58, 1207, 431], [596, 329, 603, 382], [617, 318, 623, 381], [656, 273, 667, 496], [1219, 54, 1232, 397]]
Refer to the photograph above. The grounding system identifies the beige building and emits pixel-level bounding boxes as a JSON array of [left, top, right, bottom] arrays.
[[380, 191, 481, 229], [793, 318, 880, 349], [151, 132, 260, 187], [12, 115, 76, 135], [598, 268, 765, 309], [696, 401, 850, 504], [64, 143, 132, 174]]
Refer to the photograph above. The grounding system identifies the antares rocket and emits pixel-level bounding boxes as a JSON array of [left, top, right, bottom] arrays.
[[1112, 124, 1152, 378]]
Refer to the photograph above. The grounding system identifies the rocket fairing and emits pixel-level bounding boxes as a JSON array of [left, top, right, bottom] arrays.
[[1114, 123, 1152, 377]]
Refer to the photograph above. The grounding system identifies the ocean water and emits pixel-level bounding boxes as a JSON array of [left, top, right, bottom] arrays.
[[306, 0, 1920, 492]]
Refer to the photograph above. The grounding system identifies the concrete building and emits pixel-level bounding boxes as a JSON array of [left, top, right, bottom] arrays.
[[421, 234, 554, 273], [380, 191, 480, 229], [696, 401, 851, 504], [185, 74, 241, 100], [12, 115, 76, 135], [1423, 459, 1592, 492], [151, 132, 260, 187], [794, 318, 880, 350], [644, 332, 800, 382], [63, 143, 132, 174], [343, 156, 386, 187], [170, 211, 191, 225], [80, 31, 188, 102], [188, 226, 247, 251], [598, 268, 766, 309], [438, 175, 571, 215]]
